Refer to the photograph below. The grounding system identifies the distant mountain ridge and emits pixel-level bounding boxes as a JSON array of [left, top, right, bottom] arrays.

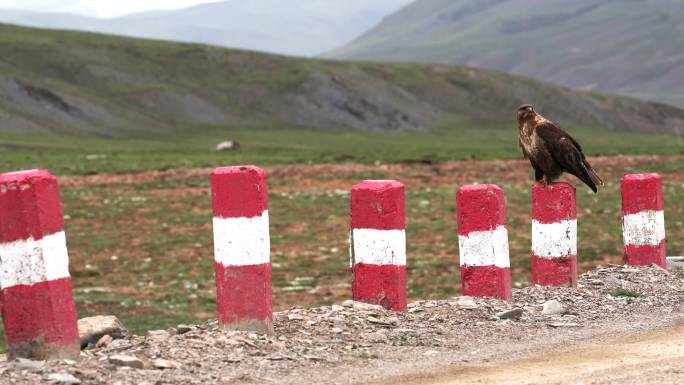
[[0, 24, 682, 138], [0, 0, 414, 56], [327, 0, 684, 107]]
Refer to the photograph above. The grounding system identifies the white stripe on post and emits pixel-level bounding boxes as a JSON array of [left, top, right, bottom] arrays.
[[213, 211, 270, 267], [458, 226, 510, 268], [351, 228, 406, 266]]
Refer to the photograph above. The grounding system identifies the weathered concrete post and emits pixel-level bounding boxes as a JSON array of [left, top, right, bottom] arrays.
[[211, 166, 273, 333], [531, 183, 578, 287], [0, 169, 80, 360], [621, 174, 666, 267], [350, 180, 407, 311], [456, 184, 512, 300]]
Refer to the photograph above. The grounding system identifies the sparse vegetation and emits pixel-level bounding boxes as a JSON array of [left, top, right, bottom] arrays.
[[611, 288, 642, 298]]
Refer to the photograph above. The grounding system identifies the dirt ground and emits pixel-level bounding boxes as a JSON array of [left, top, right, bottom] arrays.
[[384, 323, 684, 385]]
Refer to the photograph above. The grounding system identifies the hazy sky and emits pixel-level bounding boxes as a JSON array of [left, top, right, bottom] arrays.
[[0, 0, 221, 18], [0, 0, 414, 18]]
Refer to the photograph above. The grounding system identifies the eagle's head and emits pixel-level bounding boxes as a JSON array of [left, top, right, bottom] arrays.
[[517, 104, 535, 123]]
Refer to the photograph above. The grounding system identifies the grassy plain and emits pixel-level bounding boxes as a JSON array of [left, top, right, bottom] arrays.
[[0, 127, 682, 351]]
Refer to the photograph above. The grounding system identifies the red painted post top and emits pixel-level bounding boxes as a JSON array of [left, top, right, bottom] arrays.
[[532, 182, 577, 223], [351, 180, 404, 230], [621, 174, 663, 214], [0, 169, 63, 243], [456, 184, 506, 235], [211, 166, 268, 219]]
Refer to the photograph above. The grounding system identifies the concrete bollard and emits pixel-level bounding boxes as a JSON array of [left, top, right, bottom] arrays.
[[456, 184, 512, 300], [621, 174, 666, 267], [531, 183, 578, 287], [0, 169, 80, 360], [211, 166, 273, 333], [350, 180, 407, 311]]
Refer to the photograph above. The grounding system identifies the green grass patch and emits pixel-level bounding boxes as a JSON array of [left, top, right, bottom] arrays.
[[611, 288, 642, 298]]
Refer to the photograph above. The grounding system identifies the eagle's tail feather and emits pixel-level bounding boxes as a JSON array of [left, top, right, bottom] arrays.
[[584, 160, 604, 188], [577, 162, 603, 193]]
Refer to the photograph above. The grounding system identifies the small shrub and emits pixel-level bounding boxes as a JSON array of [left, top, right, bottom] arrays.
[[611, 288, 641, 298]]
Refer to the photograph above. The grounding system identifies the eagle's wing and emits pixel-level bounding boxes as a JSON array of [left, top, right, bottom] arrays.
[[535, 122, 601, 192]]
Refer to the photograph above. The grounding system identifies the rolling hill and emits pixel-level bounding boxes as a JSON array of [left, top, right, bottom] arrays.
[[0, 23, 683, 138], [0, 0, 414, 57], [327, 0, 684, 107]]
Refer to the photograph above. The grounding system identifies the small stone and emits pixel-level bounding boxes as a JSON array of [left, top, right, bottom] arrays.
[[147, 330, 170, 340], [547, 323, 581, 328], [331, 327, 344, 334], [424, 350, 440, 356], [455, 296, 478, 309], [95, 334, 113, 348], [46, 372, 81, 384], [542, 300, 565, 315], [153, 359, 180, 370], [341, 300, 356, 308], [108, 355, 144, 369], [288, 313, 304, 321], [176, 324, 194, 334], [352, 301, 385, 312], [331, 305, 345, 312], [12, 358, 45, 372], [495, 308, 524, 320], [77, 315, 127, 348]]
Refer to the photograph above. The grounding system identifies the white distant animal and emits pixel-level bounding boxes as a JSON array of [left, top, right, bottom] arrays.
[[216, 141, 241, 151]]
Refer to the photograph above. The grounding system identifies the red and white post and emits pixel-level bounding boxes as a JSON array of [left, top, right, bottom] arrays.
[[0, 170, 80, 360], [211, 166, 273, 333], [350, 180, 407, 311], [531, 183, 578, 287], [456, 184, 512, 300], [621, 174, 666, 267]]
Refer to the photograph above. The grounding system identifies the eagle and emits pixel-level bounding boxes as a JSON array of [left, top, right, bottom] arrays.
[[517, 104, 603, 192]]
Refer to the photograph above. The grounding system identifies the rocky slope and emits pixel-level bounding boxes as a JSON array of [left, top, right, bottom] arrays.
[[1, 265, 682, 384], [328, 0, 684, 107]]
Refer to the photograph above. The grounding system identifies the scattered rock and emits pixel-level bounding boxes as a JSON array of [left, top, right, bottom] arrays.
[[288, 314, 305, 321], [176, 325, 194, 334], [0, 265, 680, 385], [77, 315, 127, 348], [547, 323, 582, 328], [667, 256, 684, 270], [455, 296, 478, 309], [95, 335, 113, 349], [11, 358, 45, 372], [46, 372, 81, 384], [495, 308, 524, 320], [542, 300, 565, 315], [108, 355, 144, 369], [147, 330, 171, 341], [350, 301, 385, 312], [153, 359, 180, 370]]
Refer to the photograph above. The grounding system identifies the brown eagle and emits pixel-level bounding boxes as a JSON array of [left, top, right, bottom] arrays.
[[517, 104, 603, 192]]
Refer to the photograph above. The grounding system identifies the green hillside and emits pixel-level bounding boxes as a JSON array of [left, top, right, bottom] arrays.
[[0, 23, 682, 175], [1, 23, 683, 137], [327, 0, 684, 107]]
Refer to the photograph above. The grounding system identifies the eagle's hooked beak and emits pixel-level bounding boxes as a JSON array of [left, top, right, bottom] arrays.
[[517, 105, 535, 120]]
